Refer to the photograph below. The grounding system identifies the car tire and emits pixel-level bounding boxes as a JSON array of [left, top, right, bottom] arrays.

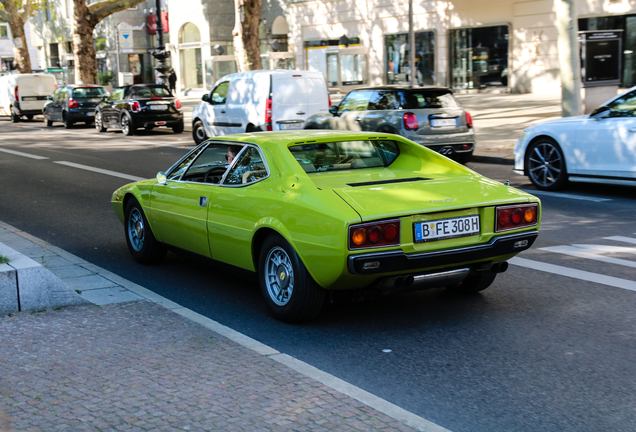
[[26, 115, 33, 121], [10, 109, 19, 123], [124, 198, 166, 264], [192, 119, 208, 144], [172, 120, 184, 134], [259, 233, 325, 323], [454, 151, 473, 164], [44, 113, 53, 127], [63, 113, 73, 129], [121, 112, 135, 136], [526, 138, 567, 191], [447, 270, 497, 294], [95, 111, 107, 132]]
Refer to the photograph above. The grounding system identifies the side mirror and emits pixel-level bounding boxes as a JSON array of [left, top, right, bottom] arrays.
[[202, 94, 210, 102], [156, 171, 167, 185], [590, 106, 610, 118], [329, 105, 338, 115]]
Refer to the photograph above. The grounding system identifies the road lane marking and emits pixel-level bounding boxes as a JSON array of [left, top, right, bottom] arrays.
[[539, 245, 636, 268], [518, 189, 611, 202], [0, 148, 49, 160], [605, 236, 636, 245], [510, 257, 636, 291], [54, 161, 145, 182]]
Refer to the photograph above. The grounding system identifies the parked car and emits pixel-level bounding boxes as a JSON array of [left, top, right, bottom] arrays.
[[111, 130, 541, 323], [514, 86, 636, 190], [95, 84, 184, 136], [191, 70, 330, 144], [43, 85, 108, 128], [304, 86, 475, 163], [0, 73, 57, 122]]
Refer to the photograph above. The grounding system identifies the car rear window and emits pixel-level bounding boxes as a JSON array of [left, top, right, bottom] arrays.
[[131, 86, 172, 98], [72, 87, 106, 98], [396, 90, 459, 109], [289, 140, 399, 173]]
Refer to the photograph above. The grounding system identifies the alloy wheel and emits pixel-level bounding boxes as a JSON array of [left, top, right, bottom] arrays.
[[528, 141, 564, 189], [264, 246, 295, 306], [121, 116, 130, 135], [127, 207, 145, 252], [195, 125, 206, 142], [95, 112, 102, 130]]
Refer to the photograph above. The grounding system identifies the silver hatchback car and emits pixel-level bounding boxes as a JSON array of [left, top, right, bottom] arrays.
[[304, 86, 475, 163]]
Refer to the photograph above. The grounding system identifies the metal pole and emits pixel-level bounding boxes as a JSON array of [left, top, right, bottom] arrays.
[[115, 23, 121, 87], [409, 0, 415, 88], [152, 0, 170, 85]]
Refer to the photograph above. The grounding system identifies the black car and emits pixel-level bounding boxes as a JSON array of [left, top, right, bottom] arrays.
[[43, 85, 108, 128], [95, 84, 184, 136]]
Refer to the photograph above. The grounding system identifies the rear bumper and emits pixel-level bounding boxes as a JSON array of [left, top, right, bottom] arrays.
[[131, 112, 183, 127], [347, 231, 538, 275], [67, 108, 97, 121]]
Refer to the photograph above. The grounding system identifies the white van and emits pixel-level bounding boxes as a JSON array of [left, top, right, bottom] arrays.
[[191, 70, 330, 143], [0, 73, 57, 122]]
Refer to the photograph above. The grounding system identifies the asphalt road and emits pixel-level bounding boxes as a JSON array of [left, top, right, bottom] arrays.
[[2, 118, 636, 432]]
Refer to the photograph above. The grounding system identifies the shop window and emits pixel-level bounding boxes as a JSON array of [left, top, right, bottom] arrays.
[[449, 26, 509, 89], [49, 43, 60, 68], [385, 32, 435, 86], [341, 53, 366, 85], [0, 24, 8, 39]]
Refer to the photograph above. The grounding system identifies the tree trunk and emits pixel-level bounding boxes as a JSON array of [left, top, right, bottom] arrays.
[[232, 0, 262, 72], [0, 0, 32, 73], [73, 0, 98, 84]]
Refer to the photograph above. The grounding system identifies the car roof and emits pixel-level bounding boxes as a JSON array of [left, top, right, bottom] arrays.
[[66, 84, 104, 88], [348, 86, 453, 92], [209, 130, 403, 149]]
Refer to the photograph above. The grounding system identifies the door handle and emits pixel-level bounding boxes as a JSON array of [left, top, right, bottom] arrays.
[[296, 111, 305, 115], [354, 117, 361, 123], [221, 110, 226, 113], [629, 128, 636, 133]]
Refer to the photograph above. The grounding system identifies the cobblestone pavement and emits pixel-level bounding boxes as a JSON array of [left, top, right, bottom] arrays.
[[0, 301, 417, 432]]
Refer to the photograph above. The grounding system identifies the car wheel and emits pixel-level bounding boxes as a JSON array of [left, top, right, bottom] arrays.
[[172, 120, 184, 134], [95, 111, 107, 132], [26, 115, 33, 121], [121, 112, 135, 136], [526, 138, 567, 191], [124, 198, 166, 264], [259, 234, 325, 323], [454, 151, 473, 164], [192, 119, 208, 144], [44, 113, 53, 127], [63, 113, 73, 129], [10, 109, 19, 123], [447, 270, 497, 294]]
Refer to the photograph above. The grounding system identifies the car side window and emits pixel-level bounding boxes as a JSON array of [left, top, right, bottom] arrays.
[[181, 144, 232, 183], [606, 90, 636, 117], [53, 89, 63, 102], [367, 91, 398, 110], [111, 88, 125, 101], [167, 148, 205, 181], [211, 82, 230, 105], [338, 91, 372, 113], [223, 147, 268, 185]]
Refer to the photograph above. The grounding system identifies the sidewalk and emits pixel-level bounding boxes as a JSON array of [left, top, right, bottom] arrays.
[[0, 221, 446, 432], [178, 92, 563, 165]]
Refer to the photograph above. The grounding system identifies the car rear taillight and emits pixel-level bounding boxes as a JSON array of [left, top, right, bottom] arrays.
[[466, 111, 473, 128], [130, 101, 141, 113], [150, 97, 163, 100], [403, 112, 418, 130], [496, 204, 539, 232], [328, 96, 332, 108], [14, 86, 18, 101], [349, 219, 400, 250], [175, 99, 182, 110], [68, 99, 78, 108], [265, 98, 272, 131]]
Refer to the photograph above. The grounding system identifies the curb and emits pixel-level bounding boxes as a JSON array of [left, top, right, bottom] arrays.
[[0, 243, 89, 314], [471, 154, 514, 165]]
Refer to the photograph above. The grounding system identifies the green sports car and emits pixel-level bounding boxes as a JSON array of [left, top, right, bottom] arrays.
[[112, 131, 540, 322]]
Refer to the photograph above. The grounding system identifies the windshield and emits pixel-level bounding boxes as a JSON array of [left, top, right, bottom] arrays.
[[289, 140, 399, 173], [72, 87, 106, 98], [131, 86, 172, 98]]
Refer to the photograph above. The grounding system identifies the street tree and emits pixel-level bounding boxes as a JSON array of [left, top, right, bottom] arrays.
[[232, 0, 262, 72], [72, 0, 147, 84], [0, 0, 34, 73]]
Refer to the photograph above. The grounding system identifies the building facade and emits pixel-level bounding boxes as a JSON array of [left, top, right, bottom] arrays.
[[0, 20, 40, 72]]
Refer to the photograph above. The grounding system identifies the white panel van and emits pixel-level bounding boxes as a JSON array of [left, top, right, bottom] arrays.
[[191, 70, 330, 144], [0, 73, 57, 122]]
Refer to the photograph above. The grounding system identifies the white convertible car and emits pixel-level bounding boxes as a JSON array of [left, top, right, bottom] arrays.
[[514, 87, 636, 190]]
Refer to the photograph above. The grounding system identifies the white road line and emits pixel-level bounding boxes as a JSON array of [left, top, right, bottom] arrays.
[[539, 245, 636, 268], [569, 244, 636, 255], [54, 161, 145, 182], [510, 257, 636, 291], [518, 189, 611, 202], [605, 236, 636, 245], [0, 147, 49, 160]]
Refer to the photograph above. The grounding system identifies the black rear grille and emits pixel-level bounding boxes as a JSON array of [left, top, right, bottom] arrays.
[[347, 177, 431, 187]]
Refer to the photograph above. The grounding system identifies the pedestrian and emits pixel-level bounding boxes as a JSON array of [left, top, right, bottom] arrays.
[[168, 69, 177, 94]]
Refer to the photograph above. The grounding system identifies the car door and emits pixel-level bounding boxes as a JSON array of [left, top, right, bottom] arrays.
[[573, 90, 636, 178], [104, 88, 125, 126], [149, 143, 230, 258], [45, 89, 60, 120], [205, 81, 231, 136], [333, 90, 373, 131]]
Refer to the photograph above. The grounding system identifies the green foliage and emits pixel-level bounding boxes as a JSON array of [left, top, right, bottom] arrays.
[[97, 70, 114, 85], [0, 254, 9, 264], [95, 37, 106, 51]]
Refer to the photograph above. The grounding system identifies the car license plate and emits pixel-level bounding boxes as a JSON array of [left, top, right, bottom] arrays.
[[86, 112, 95, 116], [89, 98, 102, 102], [149, 105, 168, 110], [430, 118, 457, 127], [414, 215, 480, 242], [279, 123, 302, 130]]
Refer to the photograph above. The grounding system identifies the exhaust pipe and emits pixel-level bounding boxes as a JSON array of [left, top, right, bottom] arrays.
[[490, 262, 509, 274]]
